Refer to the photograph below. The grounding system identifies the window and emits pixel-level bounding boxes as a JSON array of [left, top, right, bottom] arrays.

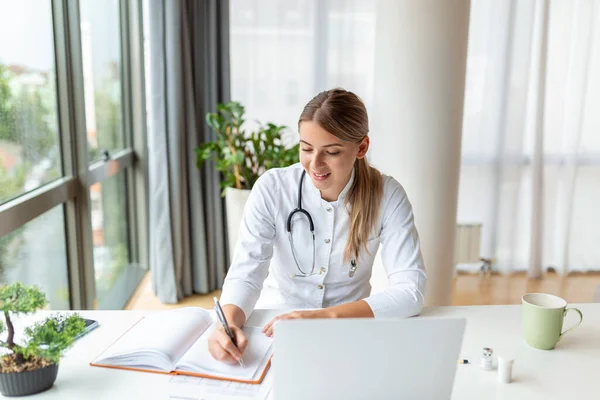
[[80, 0, 145, 309], [91, 173, 131, 309], [0, 0, 148, 310], [0, 206, 69, 309], [80, 0, 124, 162], [0, 0, 61, 204]]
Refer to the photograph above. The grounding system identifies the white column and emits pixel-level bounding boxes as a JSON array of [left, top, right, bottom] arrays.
[[370, 0, 471, 306]]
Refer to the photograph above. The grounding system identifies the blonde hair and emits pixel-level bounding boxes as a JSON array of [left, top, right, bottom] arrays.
[[299, 88, 383, 262]]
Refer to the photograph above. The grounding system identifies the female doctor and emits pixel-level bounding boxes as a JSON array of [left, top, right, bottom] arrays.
[[208, 88, 427, 364]]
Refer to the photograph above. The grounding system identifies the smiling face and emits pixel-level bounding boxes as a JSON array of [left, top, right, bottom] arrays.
[[299, 120, 369, 201]]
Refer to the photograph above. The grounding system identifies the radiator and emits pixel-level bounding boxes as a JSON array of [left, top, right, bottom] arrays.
[[454, 223, 482, 264]]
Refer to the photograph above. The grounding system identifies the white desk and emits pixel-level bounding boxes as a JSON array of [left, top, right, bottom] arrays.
[[4, 304, 599, 399]]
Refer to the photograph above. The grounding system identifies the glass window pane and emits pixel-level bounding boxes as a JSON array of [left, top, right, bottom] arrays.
[[0, 205, 70, 309], [0, 1, 62, 204], [80, 0, 124, 162], [92, 172, 142, 309]]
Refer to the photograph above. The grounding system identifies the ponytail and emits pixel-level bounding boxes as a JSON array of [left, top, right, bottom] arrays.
[[344, 157, 383, 262]]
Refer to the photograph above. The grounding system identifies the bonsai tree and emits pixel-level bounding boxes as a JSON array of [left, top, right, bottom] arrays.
[[196, 101, 300, 193], [0, 282, 85, 373]]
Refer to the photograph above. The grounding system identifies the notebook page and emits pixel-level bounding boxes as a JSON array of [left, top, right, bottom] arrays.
[[175, 325, 273, 380], [95, 307, 213, 369]]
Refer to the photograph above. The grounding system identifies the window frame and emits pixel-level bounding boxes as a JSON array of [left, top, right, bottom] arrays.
[[0, 0, 148, 310]]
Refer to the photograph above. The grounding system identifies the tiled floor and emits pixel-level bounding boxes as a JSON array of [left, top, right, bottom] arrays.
[[125, 271, 600, 310]]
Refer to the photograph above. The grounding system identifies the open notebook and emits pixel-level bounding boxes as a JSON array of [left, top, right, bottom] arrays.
[[90, 307, 273, 384]]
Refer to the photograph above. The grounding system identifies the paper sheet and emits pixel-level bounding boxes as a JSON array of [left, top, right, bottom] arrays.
[[99, 307, 213, 364], [175, 325, 273, 379], [167, 373, 272, 400]]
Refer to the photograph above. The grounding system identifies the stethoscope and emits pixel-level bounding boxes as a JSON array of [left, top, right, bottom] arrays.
[[286, 170, 358, 278]]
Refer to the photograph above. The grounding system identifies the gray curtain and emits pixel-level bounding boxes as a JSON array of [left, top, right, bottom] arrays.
[[148, 0, 230, 303]]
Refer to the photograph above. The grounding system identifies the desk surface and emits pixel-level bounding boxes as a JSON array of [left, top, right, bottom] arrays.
[[3, 304, 599, 399]]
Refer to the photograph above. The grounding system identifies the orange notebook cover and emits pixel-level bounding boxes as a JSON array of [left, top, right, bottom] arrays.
[[89, 308, 272, 385]]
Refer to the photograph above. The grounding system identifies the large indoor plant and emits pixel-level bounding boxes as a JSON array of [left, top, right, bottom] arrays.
[[0, 283, 86, 396], [196, 101, 299, 257]]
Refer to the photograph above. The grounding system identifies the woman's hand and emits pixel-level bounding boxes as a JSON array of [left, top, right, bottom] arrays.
[[262, 309, 334, 337], [208, 325, 248, 364]]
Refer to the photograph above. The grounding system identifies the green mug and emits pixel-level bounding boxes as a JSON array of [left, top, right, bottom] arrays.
[[522, 293, 583, 350]]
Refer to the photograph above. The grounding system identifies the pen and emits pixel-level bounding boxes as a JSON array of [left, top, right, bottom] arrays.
[[213, 297, 245, 368]]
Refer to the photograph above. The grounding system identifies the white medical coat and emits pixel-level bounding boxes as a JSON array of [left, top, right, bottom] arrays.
[[219, 163, 427, 319]]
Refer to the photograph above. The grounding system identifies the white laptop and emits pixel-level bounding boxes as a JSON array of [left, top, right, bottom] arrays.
[[272, 317, 466, 400]]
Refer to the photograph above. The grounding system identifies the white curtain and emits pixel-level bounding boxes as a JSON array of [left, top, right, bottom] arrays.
[[229, 0, 376, 132], [229, 0, 600, 277], [458, 0, 600, 275]]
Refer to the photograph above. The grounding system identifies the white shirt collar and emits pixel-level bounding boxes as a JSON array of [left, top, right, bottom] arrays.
[[306, 166, 356, 204]]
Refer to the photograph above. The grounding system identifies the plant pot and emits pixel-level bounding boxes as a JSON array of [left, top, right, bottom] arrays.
[[225, 187, 251, 260], [0, 364, 58, 397]]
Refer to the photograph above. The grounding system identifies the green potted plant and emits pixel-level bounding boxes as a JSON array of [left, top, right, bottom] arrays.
[[196, 101, 299, 257], [0, 282, 86, 396]]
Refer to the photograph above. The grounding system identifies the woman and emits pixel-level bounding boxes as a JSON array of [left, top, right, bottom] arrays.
[[208, 88, 427, 364]]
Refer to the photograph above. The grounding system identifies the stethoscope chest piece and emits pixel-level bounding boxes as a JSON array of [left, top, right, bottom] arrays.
[[349, 260, 358, 277]]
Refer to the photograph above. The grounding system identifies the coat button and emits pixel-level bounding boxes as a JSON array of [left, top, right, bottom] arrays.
[[317, 285, 324, 290], [324, 239, 331, 244], [326, 207, 332, 212]]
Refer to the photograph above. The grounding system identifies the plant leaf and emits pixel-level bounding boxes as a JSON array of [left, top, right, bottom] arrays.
[[197, 101, 299, 190]]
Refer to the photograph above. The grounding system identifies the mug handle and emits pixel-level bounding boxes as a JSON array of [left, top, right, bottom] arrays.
[[558, 308, 583, 342]]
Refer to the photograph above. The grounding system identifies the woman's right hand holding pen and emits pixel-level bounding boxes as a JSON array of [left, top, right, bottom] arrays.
[[208, 303, 248, 365], [208, 324, 248, 364]]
